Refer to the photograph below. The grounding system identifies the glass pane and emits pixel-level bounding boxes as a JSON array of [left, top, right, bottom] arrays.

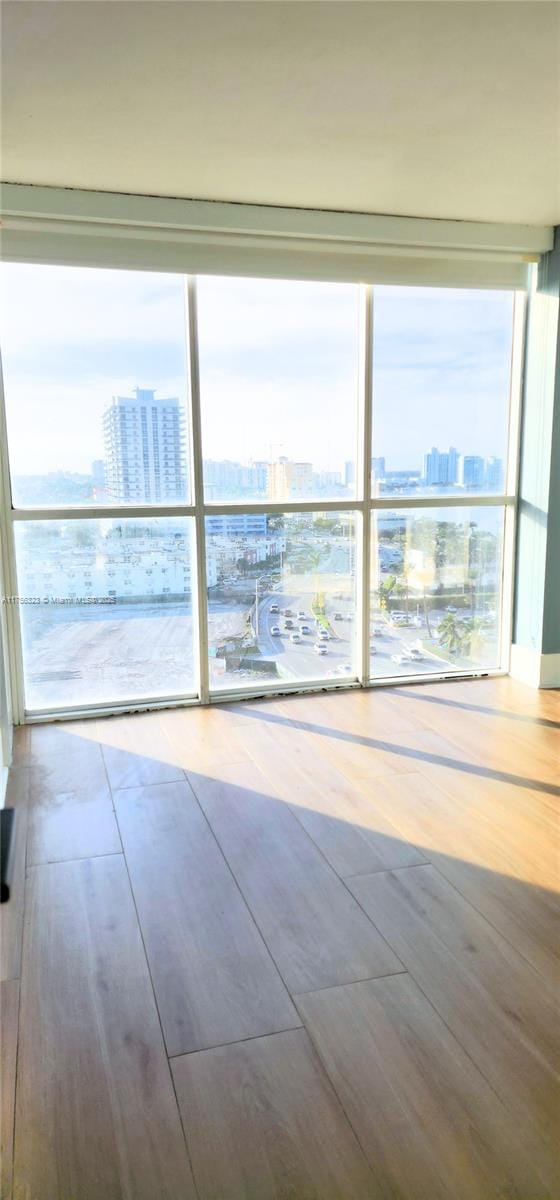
[[371, 287, 514, 498], [197, 277, 360, 502], [206, 511, 358, 689], [370, 506, 504, 677], [1, 264, 191, 506], [14, 518, 196, 709]]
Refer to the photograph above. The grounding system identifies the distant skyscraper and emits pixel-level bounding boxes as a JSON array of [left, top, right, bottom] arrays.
[[447, 446, 459, 485], [423, 446, 459, 486], [267, 457, 313, 502], [461, 455, 485, 489], [424, 447, 440, 485], [103, 388, 187, 503], [248, 461, 269, 494], [344, 460, 355, 488], [485, 456, 504, 491], [371, 457, 386, 480]]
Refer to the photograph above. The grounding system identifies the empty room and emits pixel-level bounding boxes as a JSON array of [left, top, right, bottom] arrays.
[[0, 2, 559, 1197]]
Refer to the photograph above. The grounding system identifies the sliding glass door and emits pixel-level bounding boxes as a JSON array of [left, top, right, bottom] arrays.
[[0, 262, 522, 717]]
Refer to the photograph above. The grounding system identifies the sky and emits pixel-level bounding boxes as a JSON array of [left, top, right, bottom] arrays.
[[0, 263, 513, 481]]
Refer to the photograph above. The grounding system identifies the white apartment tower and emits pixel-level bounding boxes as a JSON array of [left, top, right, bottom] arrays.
[[103, 388, 187, 502]]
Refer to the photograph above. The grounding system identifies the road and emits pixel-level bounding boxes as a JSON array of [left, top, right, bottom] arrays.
[[255, 587, 460, 681], [255, 588, 356, 679]]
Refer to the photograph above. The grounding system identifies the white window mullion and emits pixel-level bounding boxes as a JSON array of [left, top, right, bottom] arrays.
[[358, 286, 373, 686], [185, 277, 210, 704], [0, 360, 25, 724], [500, 288, 527, 670]]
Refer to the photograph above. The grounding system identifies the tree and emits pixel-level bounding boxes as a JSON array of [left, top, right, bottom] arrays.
[[437, 613, 464, 657], [393, 574, 410, 618], [460, 617, 487, 661], [437, 613, 487, 661], [422, 589, 434, 639]]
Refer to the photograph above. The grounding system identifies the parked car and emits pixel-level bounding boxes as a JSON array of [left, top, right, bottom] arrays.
[[314, 642, 328, 655], [270, 624, 281, 636]]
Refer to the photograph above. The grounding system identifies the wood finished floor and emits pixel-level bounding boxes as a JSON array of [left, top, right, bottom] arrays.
[[1, 676, 559, 1199]]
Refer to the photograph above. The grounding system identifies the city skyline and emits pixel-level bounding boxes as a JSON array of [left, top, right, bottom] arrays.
[[13, 442, 506, 504], [1, 265, 513, 484]]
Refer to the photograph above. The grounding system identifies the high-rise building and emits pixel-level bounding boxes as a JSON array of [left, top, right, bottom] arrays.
[[424, 447, 440, 485], [248, 461, 269, 494], [371, 457, 386, 480], [267, 457, 313, 502], [103, 388, 187, 503], [485, 456, 504, 491], [461, 455, 485, 488], [447, 446, 459, 484], [423, 446, 459, 486]]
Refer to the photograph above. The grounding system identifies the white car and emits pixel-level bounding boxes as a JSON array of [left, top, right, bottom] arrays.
[[299, 623, 311, 634], [270, 624, 281, 636], [391, 653, 412, 665], [297, 610, 307, 619], [269, 602, 279, 613], [314, 642, 328, 655], [317, 628, 329, 640], [335, 663, 352, 675], [290, 631, 302, 643]]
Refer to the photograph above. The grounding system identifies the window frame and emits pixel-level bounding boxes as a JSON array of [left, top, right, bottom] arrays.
[[0, 268, 525, 722]]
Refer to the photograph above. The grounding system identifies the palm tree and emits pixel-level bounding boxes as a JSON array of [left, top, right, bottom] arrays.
[[460, 617, 487, 661], [437, 612, 463, 657], [422, 589, 433, 639], [394, 574, 410, 619]]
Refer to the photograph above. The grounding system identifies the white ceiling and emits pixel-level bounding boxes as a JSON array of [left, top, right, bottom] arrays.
[[2, 1, 559, 226]]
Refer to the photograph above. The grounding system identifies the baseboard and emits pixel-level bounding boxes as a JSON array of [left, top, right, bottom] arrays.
[[540, 652, 560, 688], [510, 644, 560, 688]]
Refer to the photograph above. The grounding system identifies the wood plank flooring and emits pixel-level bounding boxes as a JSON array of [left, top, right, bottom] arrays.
[[1, 676, 559, 1199]]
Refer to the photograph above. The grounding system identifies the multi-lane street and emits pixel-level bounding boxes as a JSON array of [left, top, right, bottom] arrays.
[[253, 584, 457, 680], [255, 588, 356, 679]]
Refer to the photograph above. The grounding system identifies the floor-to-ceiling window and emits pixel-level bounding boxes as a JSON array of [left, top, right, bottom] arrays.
[[0, 263, 522, 717]]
